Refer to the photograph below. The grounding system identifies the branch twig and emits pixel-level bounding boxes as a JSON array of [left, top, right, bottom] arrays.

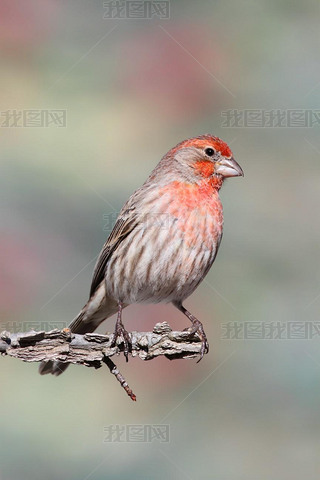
[[0, 322, 203, 401]]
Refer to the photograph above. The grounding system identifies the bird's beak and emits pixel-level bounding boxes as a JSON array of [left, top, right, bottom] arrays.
[[215, 157, 244, 178]]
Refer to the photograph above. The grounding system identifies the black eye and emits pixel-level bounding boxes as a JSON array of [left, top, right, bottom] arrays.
[[205, 148, 215, 157]]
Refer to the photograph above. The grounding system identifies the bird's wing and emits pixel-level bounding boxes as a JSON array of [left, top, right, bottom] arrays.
[[89, 208, 138, 297]]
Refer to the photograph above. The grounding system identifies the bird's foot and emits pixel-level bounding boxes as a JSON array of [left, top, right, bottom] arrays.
[[111, 322, 132, 362], [184, 319, 209, 362]]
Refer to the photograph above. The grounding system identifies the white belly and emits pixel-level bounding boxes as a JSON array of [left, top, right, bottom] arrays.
[[104, 217, 220, 304]]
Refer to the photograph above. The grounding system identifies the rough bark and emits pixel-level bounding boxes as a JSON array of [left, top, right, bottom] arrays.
[[0, 322, 203, 401], [0, 322, 202, 366]]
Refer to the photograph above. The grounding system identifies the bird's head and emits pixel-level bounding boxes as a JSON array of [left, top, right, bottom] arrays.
[[161, 134, 243, 187]]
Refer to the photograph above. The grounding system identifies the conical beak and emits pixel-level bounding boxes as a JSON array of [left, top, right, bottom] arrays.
[[215, 157, 244, 178]]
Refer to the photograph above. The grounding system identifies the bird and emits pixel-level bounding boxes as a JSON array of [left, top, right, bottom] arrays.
[[39, 134, 243, 376]]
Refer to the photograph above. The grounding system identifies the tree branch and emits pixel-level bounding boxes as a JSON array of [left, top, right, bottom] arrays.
[[0, 322, 203, 401], [0, 322, 202, 364]]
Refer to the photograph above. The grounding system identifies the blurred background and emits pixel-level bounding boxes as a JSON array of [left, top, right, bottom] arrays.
[[1, 0, 320, 479]]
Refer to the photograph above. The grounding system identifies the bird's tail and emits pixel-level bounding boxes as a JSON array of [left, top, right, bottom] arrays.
[[39, 282, 118, 376]]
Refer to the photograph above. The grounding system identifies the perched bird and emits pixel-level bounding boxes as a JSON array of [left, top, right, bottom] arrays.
[[39, 134, 243, 376]]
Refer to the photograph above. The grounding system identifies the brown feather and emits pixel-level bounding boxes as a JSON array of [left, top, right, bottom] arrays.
[[89, 213, 138, 297]]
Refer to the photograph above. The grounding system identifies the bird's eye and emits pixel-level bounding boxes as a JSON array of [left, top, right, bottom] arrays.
[[205, 148, 215, 157]]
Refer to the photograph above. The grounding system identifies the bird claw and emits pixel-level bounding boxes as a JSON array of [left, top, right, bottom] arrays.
[[111, 323, 132, 362], [184, 320, 209, 362]]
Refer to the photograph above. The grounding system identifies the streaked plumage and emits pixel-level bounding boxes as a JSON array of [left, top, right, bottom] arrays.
[[39, 134, 243, 376]]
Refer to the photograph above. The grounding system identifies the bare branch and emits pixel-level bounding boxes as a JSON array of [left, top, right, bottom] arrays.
[[0, 322, 202, 365], [0, 322, 203, 401]]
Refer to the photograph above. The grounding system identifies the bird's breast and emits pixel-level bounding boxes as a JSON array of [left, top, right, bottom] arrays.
[[157, 180, 224, 250], [104, 181, 224, 304]]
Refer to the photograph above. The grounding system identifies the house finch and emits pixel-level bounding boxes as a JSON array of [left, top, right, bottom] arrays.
[[39, 134, 243, 376]]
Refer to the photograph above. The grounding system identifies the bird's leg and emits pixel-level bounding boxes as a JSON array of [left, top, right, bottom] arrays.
[[175, 303, 209, 362], [111, 302, 132, 362]]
